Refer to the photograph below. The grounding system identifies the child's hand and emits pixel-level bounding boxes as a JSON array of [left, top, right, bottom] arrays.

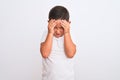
[[48, 19, 56, 34], [61, 20, 71, 34]]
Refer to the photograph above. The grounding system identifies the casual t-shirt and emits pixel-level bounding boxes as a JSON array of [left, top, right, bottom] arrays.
[[40, 31, 75, 80]]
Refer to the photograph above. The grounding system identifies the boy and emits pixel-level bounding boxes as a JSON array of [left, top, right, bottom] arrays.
[[40, 5, 76, 80]]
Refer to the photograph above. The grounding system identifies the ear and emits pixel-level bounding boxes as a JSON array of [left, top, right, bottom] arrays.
[[69, 21, 71, 24], [48, 20, 50, 22]]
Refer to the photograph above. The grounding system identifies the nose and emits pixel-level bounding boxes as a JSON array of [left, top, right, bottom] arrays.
[[56, 30, 60, 34]]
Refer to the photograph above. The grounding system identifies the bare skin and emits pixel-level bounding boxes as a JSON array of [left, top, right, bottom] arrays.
[[61, 20, 76, 58], [40, 19, 76, 58]]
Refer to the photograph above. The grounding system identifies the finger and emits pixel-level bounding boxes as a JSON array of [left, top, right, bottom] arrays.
[[51, 21, 56, 28], [48, 19, 55, 23], [61, 20, 68, 25], [61, 20, 66, 28], [49, 19, 55, 25], [48, 21, 56, 29], [61, 20, 67, 23], [63, 20, 70, 25]]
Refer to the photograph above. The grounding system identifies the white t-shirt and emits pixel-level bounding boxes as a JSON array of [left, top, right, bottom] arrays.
[[40, 31, 75, 80]]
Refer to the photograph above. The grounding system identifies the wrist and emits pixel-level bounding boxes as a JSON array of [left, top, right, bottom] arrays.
[[48, 32, 54, 35], [64, 29, 70, 34], [64, 31, 70, 34], [48, 31, 54, 34], [64, 32, 70, 36]]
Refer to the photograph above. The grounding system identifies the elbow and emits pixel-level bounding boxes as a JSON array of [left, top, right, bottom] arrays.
[[66, 51, 76, 58], [66, 48, 76, 58], [67, 54, 74, 58], [40, 49, 49, 58], [40, 50, 49, 58], [40, 50, 50, 58], [40, 43, 50, 58], [42, 53, 49, 58]]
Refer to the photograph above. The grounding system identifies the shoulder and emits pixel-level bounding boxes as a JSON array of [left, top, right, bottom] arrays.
[[40, 30, 48, 43]]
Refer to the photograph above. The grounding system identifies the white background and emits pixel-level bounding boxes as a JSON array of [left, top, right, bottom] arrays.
[[0, 0, 120, 80]]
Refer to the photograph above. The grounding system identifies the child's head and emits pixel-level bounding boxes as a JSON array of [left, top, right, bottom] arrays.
[[48, 6, 69, 21], [48, 6, 70, 38]]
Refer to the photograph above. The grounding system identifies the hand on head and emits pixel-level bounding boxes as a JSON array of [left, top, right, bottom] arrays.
[[61, 20, 71, 34], [48, 19, 56, 34], [48, 19, 71, 34]]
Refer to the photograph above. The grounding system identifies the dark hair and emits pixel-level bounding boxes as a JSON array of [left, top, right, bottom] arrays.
[[48, 6, 69, 21]]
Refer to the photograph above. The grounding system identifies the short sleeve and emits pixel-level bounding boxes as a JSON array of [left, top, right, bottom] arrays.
[[71, 31, 80, 57], [71, 32, 77, 45], [40, 30, 48, 43]]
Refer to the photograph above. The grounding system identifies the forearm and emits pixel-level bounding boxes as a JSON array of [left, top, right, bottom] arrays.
[[64, 33, 76, 58], [40, 33, 53, 58]]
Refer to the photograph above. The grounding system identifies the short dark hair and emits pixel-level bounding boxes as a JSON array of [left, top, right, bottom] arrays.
[[48, 6, 69, 21]]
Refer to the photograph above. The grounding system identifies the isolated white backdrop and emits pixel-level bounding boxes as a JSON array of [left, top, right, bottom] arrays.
[[0, 0, 120, 80]]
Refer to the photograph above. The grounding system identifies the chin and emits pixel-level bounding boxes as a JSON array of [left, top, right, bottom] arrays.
[[55, 35, 60, 38], [54, 35, 62, 38]]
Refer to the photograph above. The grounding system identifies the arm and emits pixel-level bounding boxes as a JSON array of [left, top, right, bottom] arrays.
[[61, 20, 76, 58], [40, 33, 53, 58], [40, 19, 56, 58], [64, 32, 76, 58]]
